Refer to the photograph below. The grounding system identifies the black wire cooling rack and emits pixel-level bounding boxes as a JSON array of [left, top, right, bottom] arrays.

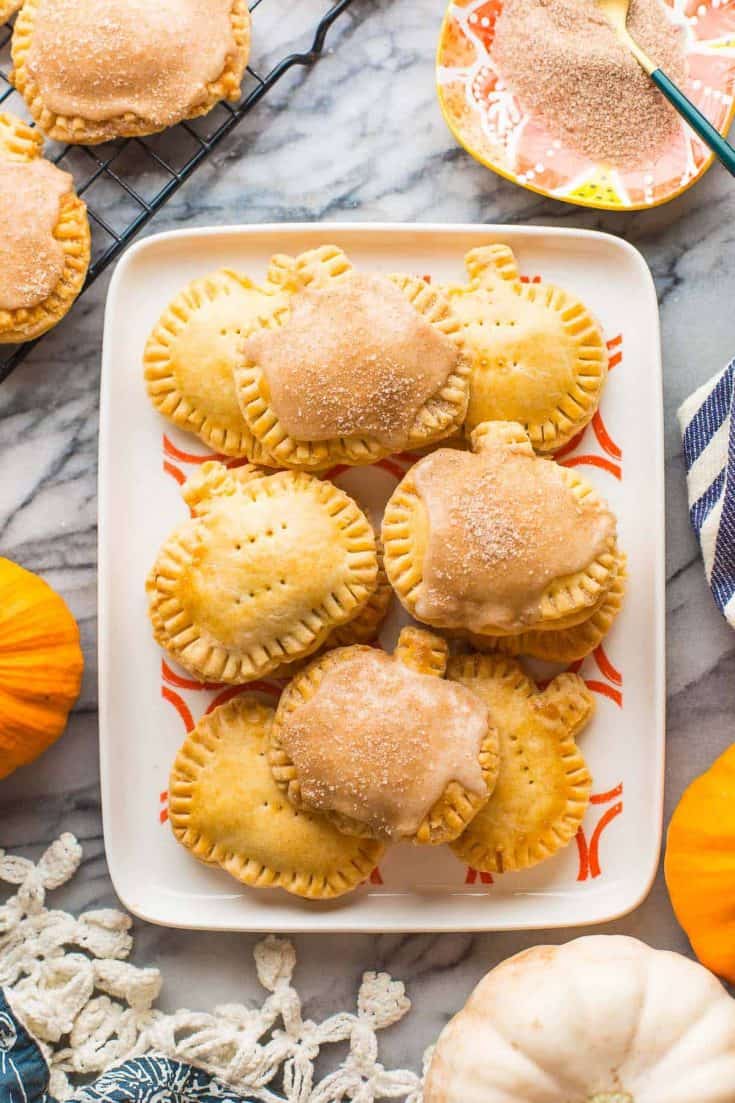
[[0, 0, 356, 382]]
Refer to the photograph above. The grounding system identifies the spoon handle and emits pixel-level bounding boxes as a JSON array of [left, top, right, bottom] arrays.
[[651, 68, 735, 177]]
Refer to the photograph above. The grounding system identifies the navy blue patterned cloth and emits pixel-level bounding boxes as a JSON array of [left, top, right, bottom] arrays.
[[679, 358, 735, 625], [0, 990, 248, 1102], [0, 991, 51, 1103]]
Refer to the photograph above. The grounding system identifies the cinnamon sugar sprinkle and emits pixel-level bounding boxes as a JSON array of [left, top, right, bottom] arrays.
[[0, 159, 71, 312], [279, 650, 489, 840], [27, 0, 238, 128], [412, 446, 616, 634], [493, 0, 686, 169], [245, 273, 459, 449]]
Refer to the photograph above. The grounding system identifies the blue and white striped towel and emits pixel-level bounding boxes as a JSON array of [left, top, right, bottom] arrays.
[[679, 358, 735, 627]]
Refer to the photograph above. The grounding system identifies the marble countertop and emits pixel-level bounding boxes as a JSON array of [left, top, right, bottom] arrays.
[[2, 0, 735, 1075]]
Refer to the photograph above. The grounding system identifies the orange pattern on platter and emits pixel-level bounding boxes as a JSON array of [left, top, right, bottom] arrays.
[[161, 686, 195, 733], [585, 679, 623, 708], [163, 434, 221, 465], [576, 785, 624, 881], [163, 460, 186, 486], [607, 336, 623, 372], [437, 0, 735, 210], [560, 454, 622, 480], [466, 867, 494, 884], [593, 643, 622, 686], [592, 410, 622, 460], [205, 683, 280, 714], [162, 659, 225, 693], [579, 632, 624, 708]]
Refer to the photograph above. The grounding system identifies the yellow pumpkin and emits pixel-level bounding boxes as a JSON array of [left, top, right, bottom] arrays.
[[0, 557, 83, 778], [665, 743, 735, 983]]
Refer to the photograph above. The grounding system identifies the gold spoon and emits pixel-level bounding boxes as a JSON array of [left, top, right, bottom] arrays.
[[596, 0, 735, 176]]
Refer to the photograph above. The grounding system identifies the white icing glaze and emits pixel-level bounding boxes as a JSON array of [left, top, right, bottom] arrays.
[[245, 273, 459, 447], [279, 649, 489, 839], [413, 446, 615, 633], [27, 0, 238, 127], [0, 158, 71, 311]]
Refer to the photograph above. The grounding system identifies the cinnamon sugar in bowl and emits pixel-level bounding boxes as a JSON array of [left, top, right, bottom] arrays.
[[436, 0, 735, 210], [493, 0, 684, 170]]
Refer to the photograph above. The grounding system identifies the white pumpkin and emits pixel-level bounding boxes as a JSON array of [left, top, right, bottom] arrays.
[[424, 936, 735, 1103]]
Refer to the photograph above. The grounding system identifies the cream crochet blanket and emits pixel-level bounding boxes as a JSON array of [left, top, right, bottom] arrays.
[[0, 834, 426, 1101]]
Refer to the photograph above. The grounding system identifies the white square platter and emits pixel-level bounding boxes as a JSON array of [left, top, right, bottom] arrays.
[[99, 222, 665, 932]]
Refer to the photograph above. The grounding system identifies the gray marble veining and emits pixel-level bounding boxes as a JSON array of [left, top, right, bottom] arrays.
[[1, 0, 735, 1073]]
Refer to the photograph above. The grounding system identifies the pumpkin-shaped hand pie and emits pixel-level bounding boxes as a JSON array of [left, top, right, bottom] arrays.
[[665, 744, 735, 985], [424, 936, 735, 1103], [0, 112, 90, 344], [147, 461, 378, 684], [169, 696, 385, 899], [144, 260, 298, 462], [447, 655, 592, 872], [234, 245, 471, 470], [445, 244, 608, 451], [383, 421, 619, 638], [269, 626, 499, 845], [11, 0, 251, 144]]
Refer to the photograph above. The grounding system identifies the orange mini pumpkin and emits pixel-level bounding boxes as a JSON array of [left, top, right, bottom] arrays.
[[665, 744, 735, 984], [0, 557, 83, 778]]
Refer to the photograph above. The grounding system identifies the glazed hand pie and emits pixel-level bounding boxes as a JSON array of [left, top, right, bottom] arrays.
[[147, 461, 378, 683], [169, 696, 385, 899], [0, 112, 90, 344], [383, 421, 619, 638], [269, 626, 499, 845], [234, 245, 471, 470], [444, 244, 608, 451], [144, 261, 298, 462], [447, 655, 593, 873], [11, 0, 251, 144]]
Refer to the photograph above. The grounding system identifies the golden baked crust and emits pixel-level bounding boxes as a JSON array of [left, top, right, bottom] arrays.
[[11, 0, 251, 144], [327, 540, 392, 648], [182, 467, 391, 659], [144, 263, 298, 462], [169, 695, 385, 900], [271, 540, 393, 682], [445, 244, 608, 451], [382, 421, 619, 638], [269, 626, 499, 845], [470, 553, 627, 661], [147, 461, 378, 684], [295, 243, 354, 287], [0, 112, 89, 343], [234, 245, 471, 470], [0, 0, 21, 22], [447, 654, 593, 873]]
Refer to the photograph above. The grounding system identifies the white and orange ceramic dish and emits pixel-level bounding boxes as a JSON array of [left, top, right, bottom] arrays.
[[437, 0, 735, 210], [99, 223, 664, 931]]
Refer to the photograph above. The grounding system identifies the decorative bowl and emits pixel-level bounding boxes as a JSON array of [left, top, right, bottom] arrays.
[[436, 0, 735, 210]]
